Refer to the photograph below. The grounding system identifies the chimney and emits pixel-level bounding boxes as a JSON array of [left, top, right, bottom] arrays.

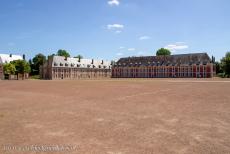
[[101, 60, 104, 64], [23, 54, 25, 60], [10, 54, 12, 57], [91, 59, 94, 64]]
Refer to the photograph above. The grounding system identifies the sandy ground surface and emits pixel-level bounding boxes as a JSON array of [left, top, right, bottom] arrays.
[[0, 78, 230, 154]]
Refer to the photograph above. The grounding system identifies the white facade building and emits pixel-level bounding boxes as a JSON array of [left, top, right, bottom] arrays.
[[40, 56, 112, 80]]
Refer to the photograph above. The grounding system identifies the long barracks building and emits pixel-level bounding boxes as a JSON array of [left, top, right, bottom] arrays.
[[40, 56, 111, 80], [112, 53, 215, 78]]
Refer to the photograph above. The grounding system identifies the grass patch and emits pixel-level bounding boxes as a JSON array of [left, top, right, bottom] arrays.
[[29, 75, 41, 80]]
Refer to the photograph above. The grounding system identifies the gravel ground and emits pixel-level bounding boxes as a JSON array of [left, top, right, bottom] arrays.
[[0, 78, 230, 154]]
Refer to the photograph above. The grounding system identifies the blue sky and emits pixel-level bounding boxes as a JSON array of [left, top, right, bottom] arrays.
[[0, 0, 229, 61]]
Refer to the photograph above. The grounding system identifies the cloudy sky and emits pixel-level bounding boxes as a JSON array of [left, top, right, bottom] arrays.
[[0, 0, 229, 61]]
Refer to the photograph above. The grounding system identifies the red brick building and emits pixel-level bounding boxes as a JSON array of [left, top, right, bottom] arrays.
[[112, 53, 215, 78]]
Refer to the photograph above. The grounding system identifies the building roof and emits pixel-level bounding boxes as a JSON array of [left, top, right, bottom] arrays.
[[114, 53, 212, 67], [0, 54, 23, 64], [52, 56, 111, 69]]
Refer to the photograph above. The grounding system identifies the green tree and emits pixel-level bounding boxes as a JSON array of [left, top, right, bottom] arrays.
[[57, 49, 70, 57], [11, 60, 31, 80], [111, 60, 116, 65], [32, 53, 46, 75], [156, 48, 171, 56], [221, 52, 230, 77], [3, 63, 16, 75], [215, 61, 223, 74]]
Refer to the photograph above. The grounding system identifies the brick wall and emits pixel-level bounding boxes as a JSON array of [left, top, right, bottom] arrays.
[[0, 64, 3, 79]]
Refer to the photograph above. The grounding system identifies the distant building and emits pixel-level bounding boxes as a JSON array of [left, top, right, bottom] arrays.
[[112, 53, 215, 78], [0, 54, 23, 80], [40, 56, 111, 80]]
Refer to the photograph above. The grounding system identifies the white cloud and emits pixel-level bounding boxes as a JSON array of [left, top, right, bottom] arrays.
[[116, 52, 123, 56], [107, 24, 124, 33], [139, 36, 151, 40], [107, 24, 124, 30], [108, 0, 120, 6], [119, 46, 125, 49], [128, 48, 135, 51], [164, 42, 188, 52]]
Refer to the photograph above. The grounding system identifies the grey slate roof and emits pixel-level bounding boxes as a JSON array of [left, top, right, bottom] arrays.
[[0, 54, 23, 64], [114, 53, 212, 67], [52, 56, 111, 69]]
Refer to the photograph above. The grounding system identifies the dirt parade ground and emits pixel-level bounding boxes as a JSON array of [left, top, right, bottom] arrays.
[[0, 78, 230, 154]]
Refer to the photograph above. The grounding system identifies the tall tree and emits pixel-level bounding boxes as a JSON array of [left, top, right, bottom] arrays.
[[57, 49, 70, 57], [221, 52, 230, 77], [156, 48, 171, 56], [32, 53, 46, 75], [215, 61, 223, 74], [111, 60, 116, 65]]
